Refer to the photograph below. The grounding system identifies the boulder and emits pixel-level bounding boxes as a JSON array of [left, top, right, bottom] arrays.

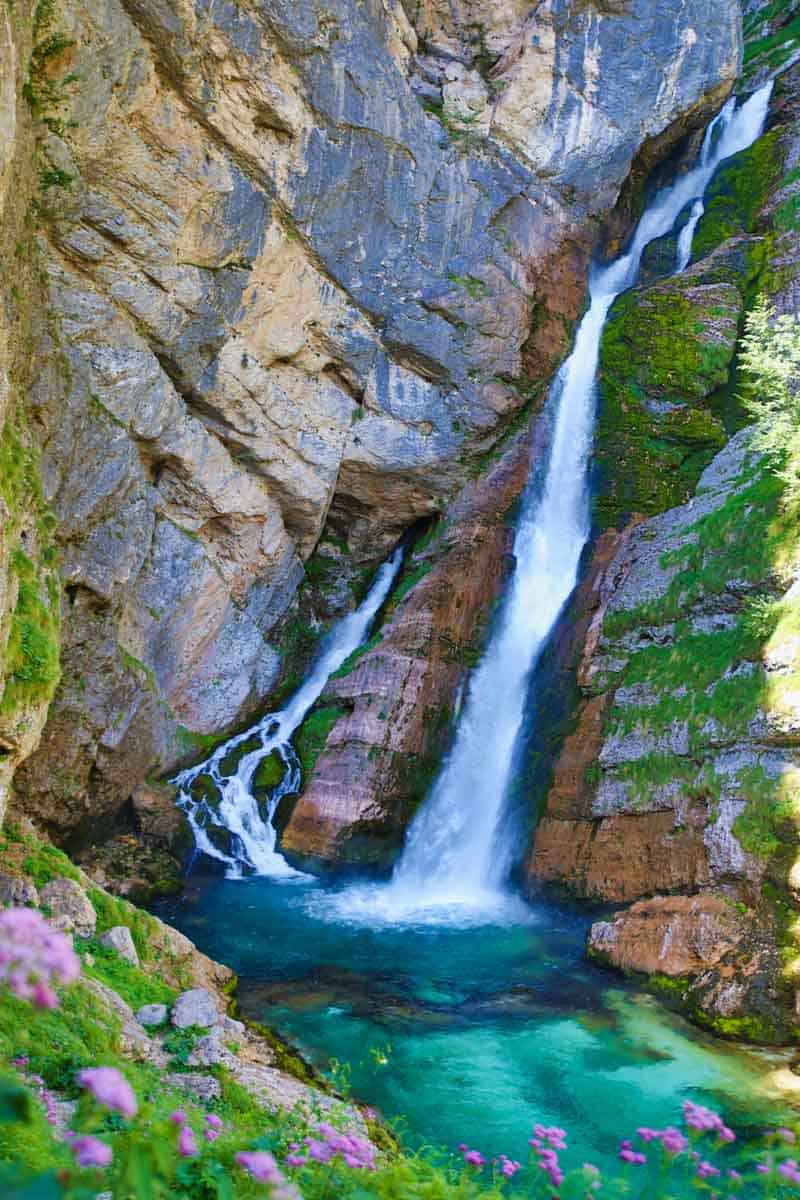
[[136, 1003, 169, 1027], [98, 926, 140, 967], [187, 1032, 239, 1070], [39, 878, 96, 938], [0, 873, 39, 908], [171, 988, 219, 1029]]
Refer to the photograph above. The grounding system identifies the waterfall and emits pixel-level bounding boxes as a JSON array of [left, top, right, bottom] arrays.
[[375, 82, 773, 917], [676, 199, 705, 272], [174, 545, 404, 878]]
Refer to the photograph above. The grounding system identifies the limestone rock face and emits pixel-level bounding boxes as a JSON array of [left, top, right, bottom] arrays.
[[2, 0, 741, 840], [280, 426, 533, 869]]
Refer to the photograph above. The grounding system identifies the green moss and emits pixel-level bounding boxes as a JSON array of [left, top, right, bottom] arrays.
[[0, 548, 60, 720], [693, 1010, 780, 1043], [594, 283, 732, 527], [292, 705, 348, 778], [253, 751, 286, 793], [733, 764, 800, 859], [603, 463, 788, 637], [692, 131, 784, 261]]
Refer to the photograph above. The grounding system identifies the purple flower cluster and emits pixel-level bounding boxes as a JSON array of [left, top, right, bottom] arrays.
[[285, 1121, 376, 1171], [0, 907, 79, 1008], [69, 1134, 113, 1168], [619, 1139, 646, 1166], [458, 1144, 486, 1168], [497, 1153, 521, 1178], [636, 1126, 688, 1154], [78, 1067, 137, 1119], [683, 1101, 735, 1142], [237, 1150, 301, 1199], [778, 1158, 800, 1185], [529, 1124, 567, 1189]]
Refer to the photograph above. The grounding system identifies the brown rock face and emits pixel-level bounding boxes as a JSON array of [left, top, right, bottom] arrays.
[[280, 428, 533, 869], [589, 894, 746, 977]]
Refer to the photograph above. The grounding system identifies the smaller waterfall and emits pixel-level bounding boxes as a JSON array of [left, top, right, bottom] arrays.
[[676, 199, 705, 272], [174, 546, 404, 878]]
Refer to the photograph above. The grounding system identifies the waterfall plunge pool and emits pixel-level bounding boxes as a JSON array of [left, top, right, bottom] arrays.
[[154, 874, 793, 1175]]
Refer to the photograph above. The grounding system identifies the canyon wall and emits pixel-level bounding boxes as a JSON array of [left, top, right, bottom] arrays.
[[529, 48, 800, 1043], [1, 0, 741, 851]]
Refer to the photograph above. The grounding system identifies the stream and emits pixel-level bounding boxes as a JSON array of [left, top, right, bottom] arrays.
[[158, 82, 793, 1172]]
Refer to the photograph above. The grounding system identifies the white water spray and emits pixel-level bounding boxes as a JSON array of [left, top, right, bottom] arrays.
[[364, 83, 773, 919], [174, 546, 404, 878]]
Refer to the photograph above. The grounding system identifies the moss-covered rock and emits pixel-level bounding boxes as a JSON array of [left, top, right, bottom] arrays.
[[595, 277, 739, 527], [692, 130, 784, 261]]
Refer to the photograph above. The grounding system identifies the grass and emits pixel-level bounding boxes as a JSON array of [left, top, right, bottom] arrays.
[[78, 939, 177, 1011]]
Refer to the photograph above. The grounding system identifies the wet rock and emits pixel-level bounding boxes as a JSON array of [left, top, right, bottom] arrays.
[[99, 925, 140, 967], [39, 878, 96, 938], [171, 988, 219, 1030]]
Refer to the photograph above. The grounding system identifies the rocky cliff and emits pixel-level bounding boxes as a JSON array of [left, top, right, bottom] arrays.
[[0, 0, 742, 852], [528, 48, 800, 1043]]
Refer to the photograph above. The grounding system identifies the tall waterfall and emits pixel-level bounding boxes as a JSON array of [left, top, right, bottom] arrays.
[[378, 83, 773, 916], [174, 546, 404, 878]]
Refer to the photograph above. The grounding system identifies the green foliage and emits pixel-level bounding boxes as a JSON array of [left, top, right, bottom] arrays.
[[86, 889, 161, 966], [79, 940, 176, 1011], [733, 765, 799, 859], [739, 297, 800, 506], [293, 706, 348, 778], [162, 1027, 202, 1070]]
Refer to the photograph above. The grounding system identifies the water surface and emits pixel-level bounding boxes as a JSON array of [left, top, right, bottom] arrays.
[[157, 876, 789, 1172]]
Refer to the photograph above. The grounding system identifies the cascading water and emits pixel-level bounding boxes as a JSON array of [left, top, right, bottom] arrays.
[[676, 199, 705, 272], [174, 546, 404, 878], [369, 82, 773, 919]]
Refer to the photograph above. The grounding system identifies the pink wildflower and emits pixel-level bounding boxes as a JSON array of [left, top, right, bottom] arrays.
[[206, 1113, 223, 1130], [778, 1128, 798, 1144], [660, 1127, 688, 1155], [178, 1126, 198, 1158], [463, 1149, 485, 1168], [78, 1067, 137, 1119], [697, 1161, 720, 1179], [0, 907, 79, 1007], [779, 1159, 800, 1184], [237, 1151, 283, 1183], [169, 1109, 187, 1125], [70, 1135, 112, 1168]]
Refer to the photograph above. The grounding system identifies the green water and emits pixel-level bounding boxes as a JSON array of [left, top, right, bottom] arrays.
[[156, 875, 791, 1173]]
